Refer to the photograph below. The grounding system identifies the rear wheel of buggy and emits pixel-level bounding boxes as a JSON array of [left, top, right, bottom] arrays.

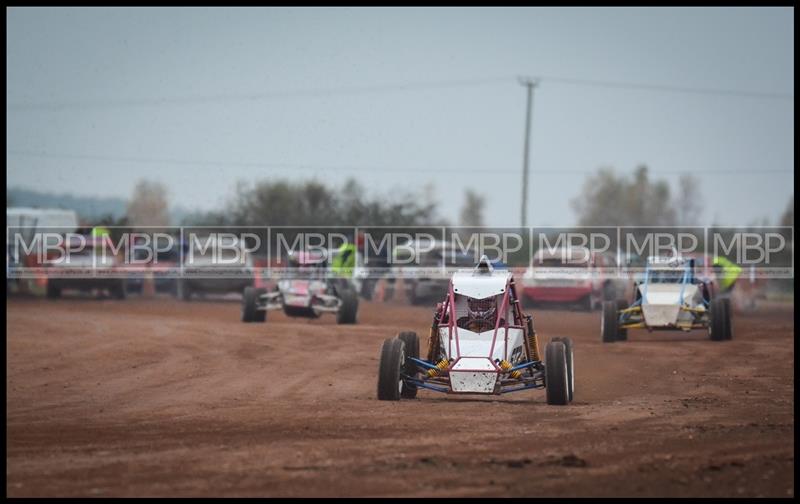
[[601, 301, 619, 343], [242, 286, 266, 323], [709, 298, 726, 341], [336, 287, 359, 324], [397, 332, 419, 399], [545, 340, 569, 405], [377, 337, 406, 401], [551, 337, 574, 402]]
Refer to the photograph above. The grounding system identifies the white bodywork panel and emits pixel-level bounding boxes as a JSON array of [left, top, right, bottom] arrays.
[[449, 358, 498, 393], [505, 328, 526, 364], [641, 303, 682, 327], [451, 270, 511, 300], [639, 283, 704, 327], [283, 292, 312, 307], [643, 284, 694, 306], [439, 326, 525, 362], [277, 279, 327, 307]]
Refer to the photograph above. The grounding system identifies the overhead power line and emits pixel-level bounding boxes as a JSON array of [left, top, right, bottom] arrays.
[[6, 75, 792, 111], [6, 149, 793, 175], [537, 75, 794, 101], [6, 149, 520, 174], [6, 77, 513, 111]]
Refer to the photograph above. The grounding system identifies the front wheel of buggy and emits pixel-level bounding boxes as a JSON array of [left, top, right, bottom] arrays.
[[552, 337, 574, 402], [398, 332, 419, 399], [601, 301, 619, 343], [723, 298, 733, 340], [709, 298, 726, 341], [545, 341, 569, 405], [336, 287, 359, 324], [377, 337, 406, 401], [615, 299, 629, 341], [242, 286, 266, 323]]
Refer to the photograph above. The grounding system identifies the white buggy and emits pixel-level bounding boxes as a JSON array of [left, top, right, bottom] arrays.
[[377, 256, 575, 405], [241, 250, 359, 325], [601, 256, 732, 342]]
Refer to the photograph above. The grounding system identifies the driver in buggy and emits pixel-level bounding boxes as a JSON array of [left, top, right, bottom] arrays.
[[457, 296, 503, 333], [286, 250, 327, 279]]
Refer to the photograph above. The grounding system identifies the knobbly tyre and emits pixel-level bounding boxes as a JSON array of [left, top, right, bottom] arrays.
[[240, 250, 359, 325], [601, 256, 732, 343], [377, 256, 575, 405]]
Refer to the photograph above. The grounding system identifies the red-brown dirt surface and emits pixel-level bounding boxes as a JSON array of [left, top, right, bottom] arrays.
[[6, 296, 794, 497]]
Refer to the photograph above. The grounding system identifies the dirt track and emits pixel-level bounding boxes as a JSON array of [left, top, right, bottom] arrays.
[[6, 295, 795, 497]]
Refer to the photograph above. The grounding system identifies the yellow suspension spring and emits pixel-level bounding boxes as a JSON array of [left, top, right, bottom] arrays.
[[499, 360, 522, 379], [427, 359, 450, 377], [528, 330, 541, 362], [525, 316, 542, 362]]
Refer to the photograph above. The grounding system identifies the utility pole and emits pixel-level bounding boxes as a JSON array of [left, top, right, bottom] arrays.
[[519, 77, 539, 228]]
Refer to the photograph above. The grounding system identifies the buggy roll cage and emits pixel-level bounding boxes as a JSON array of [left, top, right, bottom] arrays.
[[403, 271, 546, 395], [619, 257, 712, 329]]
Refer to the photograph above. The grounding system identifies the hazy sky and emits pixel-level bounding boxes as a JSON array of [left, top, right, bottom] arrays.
[[6, 7, 794, 226]]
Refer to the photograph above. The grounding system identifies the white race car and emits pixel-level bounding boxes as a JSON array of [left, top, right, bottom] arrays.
[[377, 256, 575, 405], [241, 251, 359, 324], [601, 256, 731, 342]]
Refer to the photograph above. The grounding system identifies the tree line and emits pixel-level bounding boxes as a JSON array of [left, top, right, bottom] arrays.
[[112, 166, 791, 230]]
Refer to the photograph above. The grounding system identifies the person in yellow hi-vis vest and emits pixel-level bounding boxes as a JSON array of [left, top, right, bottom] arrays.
[[90, 226, 111, 246], [90, 226, 111, 237], [331, 241, 356, 278], [712, 255, 742, 296], [330, 234, 365, 298]]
